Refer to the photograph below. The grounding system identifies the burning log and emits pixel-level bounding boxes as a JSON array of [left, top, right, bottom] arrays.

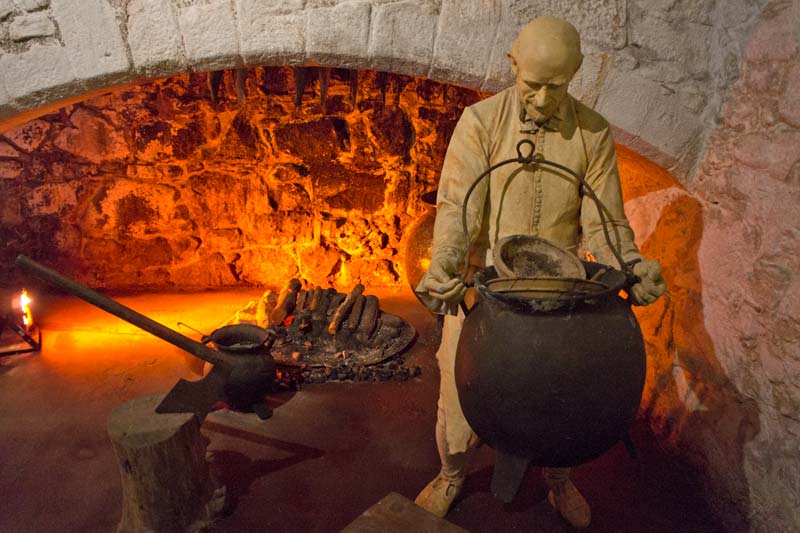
[[310, 287, 332, 336], [270, 278, 301, 326], [255, 290, 273, 328], [345, 294, 366, 332], [328, 283, 364, 334], [308, 287, 323, 314], [356, 294, 379, 343], [291, 308, 313, 334], [108, 393, 225, 533], [296, 289, 309, 311], [327, 292, 346, 317]]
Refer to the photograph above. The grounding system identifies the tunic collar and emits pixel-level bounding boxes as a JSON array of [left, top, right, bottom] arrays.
[[518, 95, 571, 134]]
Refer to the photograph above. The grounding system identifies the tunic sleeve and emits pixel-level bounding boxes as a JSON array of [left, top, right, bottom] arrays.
[[414, 107, 491, 314], [431, 107, 491, 258], [580, 126, 642, 268]]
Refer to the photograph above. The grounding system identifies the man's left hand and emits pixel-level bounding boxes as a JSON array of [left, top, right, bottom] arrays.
[[630, 259, 666, 306]]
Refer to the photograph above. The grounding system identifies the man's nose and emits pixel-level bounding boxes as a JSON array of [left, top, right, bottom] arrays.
[[534, 88, 550, 107]]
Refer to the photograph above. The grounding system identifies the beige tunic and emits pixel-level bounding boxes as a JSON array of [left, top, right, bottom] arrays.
[[415, 87, 643, 452]]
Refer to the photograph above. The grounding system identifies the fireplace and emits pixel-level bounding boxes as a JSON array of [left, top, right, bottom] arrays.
[[0, 67, 489, 292]]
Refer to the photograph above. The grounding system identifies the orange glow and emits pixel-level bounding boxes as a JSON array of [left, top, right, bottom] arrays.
[[19, 289, 33, 330], [420, 257, 431, 271]]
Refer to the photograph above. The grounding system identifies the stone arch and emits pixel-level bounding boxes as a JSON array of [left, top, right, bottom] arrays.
[[0, 0, 766, 181]]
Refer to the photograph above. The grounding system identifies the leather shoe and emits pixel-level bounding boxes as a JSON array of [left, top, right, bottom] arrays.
[[414, 473, 465, 518], [547, 479, 591, 528]]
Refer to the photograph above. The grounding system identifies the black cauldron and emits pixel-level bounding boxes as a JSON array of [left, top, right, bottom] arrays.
[[455, 262, 646, 470]]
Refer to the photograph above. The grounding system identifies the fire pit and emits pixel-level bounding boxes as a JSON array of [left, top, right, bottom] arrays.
[[210, 279, 419, 384]]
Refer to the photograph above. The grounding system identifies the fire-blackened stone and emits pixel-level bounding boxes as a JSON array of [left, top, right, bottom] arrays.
[[273, 119, 345, 164], [416, 78, 445, 105], [387, 171, 411, 213], [331, 118, 351, 151], [298, 243, 341, 286], [172, 122, 205, 159], [171, 253, 237, 288], [272, 164, 310, 183], [259, 67, 293, 95], [416, 107, 459, 171], [4, 119, 50, 152], [135, 121, 171, 153], [324, 94, 353, 115], [186, 171, 267, 228], [216, 113, 260, 159], [53, 108, 130, 163], [369, 108, 415, 157], [312, 163, 385, 213], [115, 193, 157, 234], [124, 237, 174, 268], [273, 183, 311, 211], [235, 247, 299, 285]]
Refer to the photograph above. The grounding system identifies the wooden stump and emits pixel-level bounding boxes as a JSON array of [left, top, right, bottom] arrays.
[[107, 393, 225, 533]]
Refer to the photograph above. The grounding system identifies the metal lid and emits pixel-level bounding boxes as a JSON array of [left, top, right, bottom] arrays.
[[493, 235, 586, 280]]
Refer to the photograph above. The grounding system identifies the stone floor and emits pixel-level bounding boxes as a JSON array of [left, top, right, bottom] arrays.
[[0, 288, 726, 533]]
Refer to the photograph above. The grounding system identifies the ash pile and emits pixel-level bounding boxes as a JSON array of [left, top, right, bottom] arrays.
[[226, 279, 419, 384]]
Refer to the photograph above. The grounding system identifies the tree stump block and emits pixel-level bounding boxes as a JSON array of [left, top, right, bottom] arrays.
[[107, 393, 225, 533]]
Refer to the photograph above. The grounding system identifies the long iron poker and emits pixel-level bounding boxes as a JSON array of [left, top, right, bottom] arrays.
[[13, 255, 274, 419], [15, 254, 239, 369]]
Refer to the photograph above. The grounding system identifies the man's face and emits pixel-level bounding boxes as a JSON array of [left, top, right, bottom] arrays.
[[511, 46, 579, 124]]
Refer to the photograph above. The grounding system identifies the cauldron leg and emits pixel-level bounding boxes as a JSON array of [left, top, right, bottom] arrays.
[[622, 431, 638, 459], [491, 450, 531, 503]]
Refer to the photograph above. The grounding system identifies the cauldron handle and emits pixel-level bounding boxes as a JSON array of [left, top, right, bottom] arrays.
[[458, 139, 633, 281]]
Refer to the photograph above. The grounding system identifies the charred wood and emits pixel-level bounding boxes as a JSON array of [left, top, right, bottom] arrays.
[[346, 294, 366, 332], [328, 283, 364, 334], [356, 295, 379, 343], [270, 278, 301, 326]]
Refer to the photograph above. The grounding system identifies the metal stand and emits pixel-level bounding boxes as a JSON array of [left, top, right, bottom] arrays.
[[0, 315, 41, 357]]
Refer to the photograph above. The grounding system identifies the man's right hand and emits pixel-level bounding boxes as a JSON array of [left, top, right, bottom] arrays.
[[423, 250, 467, 304]]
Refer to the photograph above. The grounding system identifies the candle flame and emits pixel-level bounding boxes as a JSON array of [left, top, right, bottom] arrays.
[[20, 289, 33, 330]]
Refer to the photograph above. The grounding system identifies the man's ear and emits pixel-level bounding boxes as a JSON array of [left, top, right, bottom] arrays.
[[572, 53, 583, 77], [508, 53, 518, 76]]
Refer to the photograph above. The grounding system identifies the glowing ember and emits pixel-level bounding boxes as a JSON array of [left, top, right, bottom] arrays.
[[19, 289, 33, 330]]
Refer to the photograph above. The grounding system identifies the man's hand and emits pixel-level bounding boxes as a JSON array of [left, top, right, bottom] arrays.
[[629, 259, 666, 306], [423, 249, 467, 304]]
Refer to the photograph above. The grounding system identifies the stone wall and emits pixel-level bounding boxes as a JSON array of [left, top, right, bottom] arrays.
[[0, 68, 483, 290], [689, 2, 800, 531], [0, 0, 766, 180]]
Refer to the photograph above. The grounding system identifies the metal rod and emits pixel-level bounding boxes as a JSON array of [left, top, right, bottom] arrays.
[[15, 255, 237, 368]]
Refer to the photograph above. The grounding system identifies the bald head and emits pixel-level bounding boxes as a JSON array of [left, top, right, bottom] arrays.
[[510, 17, 583, 76], [508, 17, 583, 123]]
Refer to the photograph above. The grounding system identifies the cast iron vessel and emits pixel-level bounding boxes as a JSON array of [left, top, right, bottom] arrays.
[[449, 139, 648, 501], [455, 262, 646, 468]]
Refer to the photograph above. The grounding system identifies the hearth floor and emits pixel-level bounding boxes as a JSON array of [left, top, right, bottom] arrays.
[[0, 288, 724, 533]]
